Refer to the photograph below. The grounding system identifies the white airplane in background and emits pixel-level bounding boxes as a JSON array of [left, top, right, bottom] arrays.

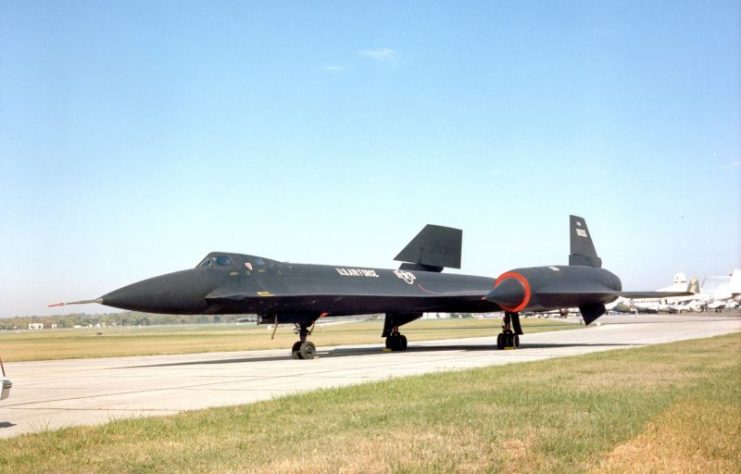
[[608, 273, 697, 314], [608, 269, 741, 314], [672, 270, 741, 313], [701, 269, 741, 312]]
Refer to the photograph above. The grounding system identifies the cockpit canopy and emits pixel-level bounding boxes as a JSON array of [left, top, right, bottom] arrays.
[[195, 252, 278, 270], [197, 254, 234, 268]]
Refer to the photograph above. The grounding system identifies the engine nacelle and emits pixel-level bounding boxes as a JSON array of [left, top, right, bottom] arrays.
[[486, 265, 622, 314]]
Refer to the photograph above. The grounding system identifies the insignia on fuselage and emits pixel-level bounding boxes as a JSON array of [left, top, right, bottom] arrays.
[[393, 270, 416, 285]]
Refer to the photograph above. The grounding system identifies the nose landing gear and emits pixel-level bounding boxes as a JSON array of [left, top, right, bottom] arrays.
[[291, 322, 317, 359]]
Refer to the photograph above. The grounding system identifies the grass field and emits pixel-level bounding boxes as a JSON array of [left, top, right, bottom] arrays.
[[1, 332, 738, 473], [0, 317, 574, 362]]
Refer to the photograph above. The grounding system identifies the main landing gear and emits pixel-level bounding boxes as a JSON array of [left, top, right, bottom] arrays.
[[497, 312, 523, 350], [385, 327, 408, 352], [291, 322, 316, 360], [382, 313, 420, 352]]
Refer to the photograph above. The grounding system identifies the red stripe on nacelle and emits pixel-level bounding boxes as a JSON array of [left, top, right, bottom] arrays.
[[493, 271, 532, 312]]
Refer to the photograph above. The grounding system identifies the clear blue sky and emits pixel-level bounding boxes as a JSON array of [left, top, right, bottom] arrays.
[[1, 1, 739, 317]]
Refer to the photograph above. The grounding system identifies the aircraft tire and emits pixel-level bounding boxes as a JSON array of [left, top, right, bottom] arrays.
[[299, 341, 316, 360], [496, 333, 504, 350], [513, 334, 520, 349], [387, 335, 406, 352], [291, 341, 302, 359]]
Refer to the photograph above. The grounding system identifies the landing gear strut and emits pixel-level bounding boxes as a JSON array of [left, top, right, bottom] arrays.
[[382, 312, 420, 352], [291, 322, 316, 360], [497, 312, 522, 349], [385, 326, 408, 352]]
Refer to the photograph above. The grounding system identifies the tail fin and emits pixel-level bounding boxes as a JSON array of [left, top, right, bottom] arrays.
[[727, 269, 741, 297], [568, 215, 602, 268], [687, 277, 700, 294], [394, 224, 462, 272]]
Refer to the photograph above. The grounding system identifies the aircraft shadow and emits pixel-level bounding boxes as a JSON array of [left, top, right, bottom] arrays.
[[124, 341, 636, 369], [0, 422, 17, 429]]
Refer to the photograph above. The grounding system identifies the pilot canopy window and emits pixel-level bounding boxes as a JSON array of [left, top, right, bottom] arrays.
[[197, 255, 234, 268]]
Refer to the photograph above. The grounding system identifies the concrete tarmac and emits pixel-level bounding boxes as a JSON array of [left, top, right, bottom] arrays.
[[1, 313, 739, 439]]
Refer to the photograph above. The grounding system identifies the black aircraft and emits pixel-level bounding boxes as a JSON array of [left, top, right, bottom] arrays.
[[52, 216, 685, 359]]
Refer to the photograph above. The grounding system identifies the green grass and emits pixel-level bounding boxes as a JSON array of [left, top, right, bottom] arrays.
[[0, 317, 573, 361], [1, 333, 738, 473]]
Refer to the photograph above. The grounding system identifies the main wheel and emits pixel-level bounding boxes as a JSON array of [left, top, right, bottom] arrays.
[[298, 341, 316, 360], [291, 341, 302, 359], [388, 335, 405, 351], [513, 334, 520, 349], [497, 333, 505, 350]]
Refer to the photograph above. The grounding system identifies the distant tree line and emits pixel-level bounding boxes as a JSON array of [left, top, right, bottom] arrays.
[[0, 312, 248, 330], [0, 312, 479, 331]]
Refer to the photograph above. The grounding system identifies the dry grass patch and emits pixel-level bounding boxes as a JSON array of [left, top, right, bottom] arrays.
[[595, 364, 741, 473]]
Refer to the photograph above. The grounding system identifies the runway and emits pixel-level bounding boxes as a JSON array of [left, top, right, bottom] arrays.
[[1, 313, 739, 439]]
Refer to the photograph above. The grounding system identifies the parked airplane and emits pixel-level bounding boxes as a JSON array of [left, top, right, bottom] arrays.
[[608, 299, 637, 314], [51, 216, 687, 359], [701, 270, 741, 302], [618, 269, 741, 314]]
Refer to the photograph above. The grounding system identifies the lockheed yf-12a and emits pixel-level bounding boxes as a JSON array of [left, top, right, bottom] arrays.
[[51, 216, 687, 359]]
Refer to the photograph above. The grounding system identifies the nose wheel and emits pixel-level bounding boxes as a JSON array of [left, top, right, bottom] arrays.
[[291, 322, 317, 359], [291, 340, 316, 359]]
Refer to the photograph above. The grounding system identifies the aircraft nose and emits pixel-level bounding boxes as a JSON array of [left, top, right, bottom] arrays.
[[101, 270, 211, 314]]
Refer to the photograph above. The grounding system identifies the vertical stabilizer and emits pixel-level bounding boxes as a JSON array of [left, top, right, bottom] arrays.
[[568, 215, 602, 268], [687, 277, 700, 294], [729, 269, 741, 296], [394, 224, 462, 272]]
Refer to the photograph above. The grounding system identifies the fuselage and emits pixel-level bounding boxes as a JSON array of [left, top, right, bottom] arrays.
[[101, 252, 499, 317]]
